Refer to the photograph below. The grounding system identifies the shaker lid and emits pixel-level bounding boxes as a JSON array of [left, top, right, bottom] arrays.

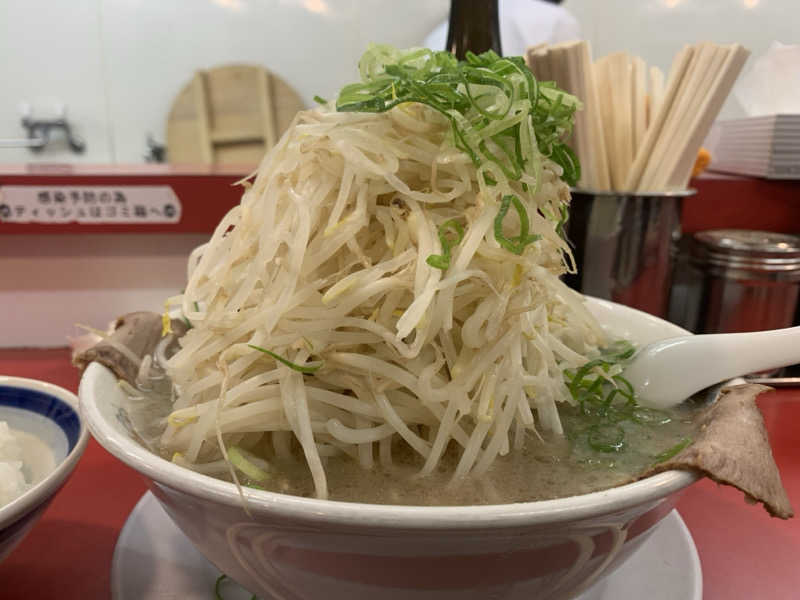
[[691, 229, 800, 276], [694, 229, 800, 256]]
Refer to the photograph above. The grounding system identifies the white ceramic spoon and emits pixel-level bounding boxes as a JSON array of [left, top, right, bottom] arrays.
[[624, 326, 800, 409]]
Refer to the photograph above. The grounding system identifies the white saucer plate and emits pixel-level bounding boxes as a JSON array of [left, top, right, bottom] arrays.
[[111, 492, 701, 600]]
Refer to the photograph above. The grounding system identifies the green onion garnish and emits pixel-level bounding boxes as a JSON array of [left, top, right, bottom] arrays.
[[563, 340, 676, 454], [247, 344, 323, 374], [587, 423, 626, 453], [313, 95, 327, 104], [654, 437, 692, 463], [336, 45, 581, 190], [426, 219, 465, 270], [632, 407, 672, 425], [493, 194, 541, 255], [227, 445, 270, 482], [215, 575, 257, 600], [180, 300, 200, 330], [555, 204, 569, 242], [214, 575, 227, 600], [600, 340, 636, 363]]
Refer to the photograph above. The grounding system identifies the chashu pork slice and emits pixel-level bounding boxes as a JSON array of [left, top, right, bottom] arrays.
[[641, 383, 793, 519], [73, 311, 187, 385]]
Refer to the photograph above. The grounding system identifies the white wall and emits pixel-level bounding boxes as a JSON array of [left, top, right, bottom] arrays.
[[1, 0, 796, 165], [0, 0, 112, 163], [0, 0, 449, 164]]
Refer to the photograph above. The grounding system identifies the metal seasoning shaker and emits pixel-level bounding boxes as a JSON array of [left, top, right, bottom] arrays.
[[686, 229, 800, 334]]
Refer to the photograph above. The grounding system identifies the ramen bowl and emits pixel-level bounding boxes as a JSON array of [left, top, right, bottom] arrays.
[[79, 297, 699, 599], [0, 377, 89, 562]]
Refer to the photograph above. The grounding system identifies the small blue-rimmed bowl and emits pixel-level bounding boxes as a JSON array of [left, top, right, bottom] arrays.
[[0, 376, 89, 562]]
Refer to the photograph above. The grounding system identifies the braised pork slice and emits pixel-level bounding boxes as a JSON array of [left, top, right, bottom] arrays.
[[73, 311, 187, 385], [641, 384, 793, 519]]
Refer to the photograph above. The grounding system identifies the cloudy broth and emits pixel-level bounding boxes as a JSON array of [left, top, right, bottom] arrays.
[[255, 402, 701, 506]]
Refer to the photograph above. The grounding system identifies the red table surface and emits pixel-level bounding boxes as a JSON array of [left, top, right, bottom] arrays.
[[0, 348, 798, 599]]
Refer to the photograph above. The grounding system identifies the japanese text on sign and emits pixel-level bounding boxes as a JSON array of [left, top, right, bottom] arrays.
[[0, 186, 182, 224]]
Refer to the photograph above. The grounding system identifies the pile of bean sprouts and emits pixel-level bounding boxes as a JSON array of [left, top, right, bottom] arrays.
[[156, 100, 606, 500]]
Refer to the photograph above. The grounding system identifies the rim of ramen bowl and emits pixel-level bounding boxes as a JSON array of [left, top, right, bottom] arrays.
[[79, 296, 701, 530], [0, 376, 90, 529]]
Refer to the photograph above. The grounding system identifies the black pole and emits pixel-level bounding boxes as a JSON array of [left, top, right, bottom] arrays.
[[445, 0, 502, 59]]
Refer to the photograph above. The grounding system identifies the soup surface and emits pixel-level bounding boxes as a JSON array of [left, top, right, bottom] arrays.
[[251, 402, 700, 505]]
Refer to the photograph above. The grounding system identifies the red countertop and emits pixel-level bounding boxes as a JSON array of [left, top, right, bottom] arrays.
[[1, 348, 798, 599]]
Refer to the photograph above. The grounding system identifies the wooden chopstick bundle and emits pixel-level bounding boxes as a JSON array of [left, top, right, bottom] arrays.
[[623, 45, 696, 192], [526, 40, 749, 193], [526, 40, 610, 191], [662, 44, 750, 189]]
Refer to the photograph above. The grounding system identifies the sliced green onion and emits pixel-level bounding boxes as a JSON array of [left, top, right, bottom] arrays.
[[587, 423, 626, 453], [179, 300, 200, 330], [215, 575, 227, 600], [563, 339, 692, 460], [563, 339, 655, 454], [215, 575, 258, 600], [555, 204, 569, 241], [632, 407, 672, 426], [550, 142, 581, 187], [426, 219, 465, 270], [567, 358, 606, 398], [493, 195, 541, 255], [336, 45, 581, 194], [313, 95, 327, 104], [654, 437, 692, 463], [611, 375, 635, 400], [248, 344, 323, 374], [227, 445, 270, 482], [601, 340, 636, 362]]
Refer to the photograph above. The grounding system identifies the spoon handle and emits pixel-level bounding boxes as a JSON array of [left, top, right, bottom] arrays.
[[628, 326, 800, 408]]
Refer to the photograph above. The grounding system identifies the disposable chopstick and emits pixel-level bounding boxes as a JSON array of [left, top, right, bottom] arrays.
[[636, 43, 719, 191], [666, 44, 750, 188], [619, 53, 635, 189], [648, 66, 665, 127], [562, 44, 593, 189], [623, 45, 694, 191], [602, 52, 634, 189], [525, 44, 553, 84], [645, 43, 730, 190], [631, 56, 648, 156], [594, 56, 619, 190], [648, 43, 730, 190], [581, 41, 611, 190], [637, 43, 713, 190]]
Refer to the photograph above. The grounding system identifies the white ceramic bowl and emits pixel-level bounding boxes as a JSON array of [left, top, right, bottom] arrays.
[[80, 298, 699, 599], [0, 376, 90, 562]]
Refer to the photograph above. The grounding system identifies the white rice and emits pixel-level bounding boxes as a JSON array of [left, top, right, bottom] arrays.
[[0, 421, 29, 506]]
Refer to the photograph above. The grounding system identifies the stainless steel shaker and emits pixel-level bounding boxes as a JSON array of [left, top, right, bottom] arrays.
[[674, 229, 800, 333]]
